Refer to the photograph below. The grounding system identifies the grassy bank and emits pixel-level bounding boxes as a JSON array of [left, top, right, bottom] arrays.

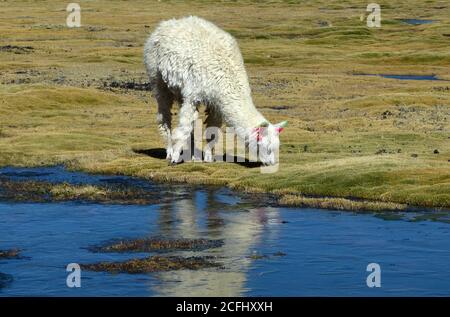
[[0, 0, 449, 210]]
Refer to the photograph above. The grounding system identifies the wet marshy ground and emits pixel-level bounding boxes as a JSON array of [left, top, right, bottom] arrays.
[[354, 73, 445, 81], [81, 256, 222, 274], [0, 166, 190, 205], [1, 167, 450, 296], [90, 237, 224, 253]]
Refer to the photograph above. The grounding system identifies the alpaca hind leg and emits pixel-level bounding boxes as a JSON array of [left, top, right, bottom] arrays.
[[204, 110, 222, 163], [155, 79, 174, 160]]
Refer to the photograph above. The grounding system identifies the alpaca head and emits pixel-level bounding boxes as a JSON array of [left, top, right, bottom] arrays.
[[252, 120, 287, 166]]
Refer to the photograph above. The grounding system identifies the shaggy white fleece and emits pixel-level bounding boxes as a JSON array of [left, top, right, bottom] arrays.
[[144, 16, 286, 165]]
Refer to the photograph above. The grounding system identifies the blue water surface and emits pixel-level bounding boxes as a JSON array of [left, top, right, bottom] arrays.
[[401, 19, 434, 25], [1, 167, 450, 296]]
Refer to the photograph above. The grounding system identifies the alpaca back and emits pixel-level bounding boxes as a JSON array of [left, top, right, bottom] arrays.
[[144, 16, 252, 108]]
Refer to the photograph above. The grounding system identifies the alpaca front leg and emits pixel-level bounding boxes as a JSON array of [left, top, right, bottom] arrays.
[[170, 101, 197, 164], [204, 146, 213, 163], [154, 78, 174, 160], [204, 111, 222, 162], [156, 112, 173, 160]]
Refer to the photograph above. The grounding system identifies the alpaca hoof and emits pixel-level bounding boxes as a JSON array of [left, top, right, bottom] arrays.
[[169, 156, 183, 166], [204, 151, 213, 163], [166, 148, 173, 161]]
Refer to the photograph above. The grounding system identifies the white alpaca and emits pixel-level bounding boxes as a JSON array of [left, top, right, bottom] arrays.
[[144, 16, 287, 165]]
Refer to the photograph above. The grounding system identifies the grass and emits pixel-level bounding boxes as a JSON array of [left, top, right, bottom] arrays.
[[0, 0, 449, 210], [279, 194, 407, 211], [91, 238, 224, 253], [0, 178, 171, 204], [0, 249, 21, 259], [81, 256, 222, 274]]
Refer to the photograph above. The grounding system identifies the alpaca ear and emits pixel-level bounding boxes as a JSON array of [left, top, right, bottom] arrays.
[[275, 121, 288, 128], [275, 120, 288, 133]]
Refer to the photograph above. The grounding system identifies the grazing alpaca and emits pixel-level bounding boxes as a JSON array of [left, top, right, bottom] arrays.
[[144, 16, 287, 165]]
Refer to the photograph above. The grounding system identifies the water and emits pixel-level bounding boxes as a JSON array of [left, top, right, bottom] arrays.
[[1, 167, 450, 296], [380, 74, 442, 81], [356, 74, 444, 81], [401, 19, 434, 25]]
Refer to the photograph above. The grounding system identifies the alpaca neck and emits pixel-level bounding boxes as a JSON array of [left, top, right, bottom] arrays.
[[229, 102, 267, 141]]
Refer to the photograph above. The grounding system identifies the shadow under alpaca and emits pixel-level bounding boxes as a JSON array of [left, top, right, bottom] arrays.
[[132, 148, 262, 168]]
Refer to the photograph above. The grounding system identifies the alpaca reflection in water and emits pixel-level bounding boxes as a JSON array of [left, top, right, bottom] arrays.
[[150, 189, 281, 296]]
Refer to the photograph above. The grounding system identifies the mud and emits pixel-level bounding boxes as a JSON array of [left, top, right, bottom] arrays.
[[0, 45, 34, 54]]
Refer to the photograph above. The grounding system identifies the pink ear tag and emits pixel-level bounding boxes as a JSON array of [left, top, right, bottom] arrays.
[[257, 133, 263, 141], [253, 127, 263, 141], [275, 127, 284, 133]]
